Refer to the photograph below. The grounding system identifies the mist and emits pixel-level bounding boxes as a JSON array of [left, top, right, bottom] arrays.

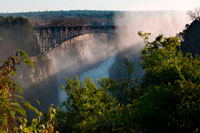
[[109, 11, 191, 80], [47, 33, 118, 103], [45, 11, 191, 104]]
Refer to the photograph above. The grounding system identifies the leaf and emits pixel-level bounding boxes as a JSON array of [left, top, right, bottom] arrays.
[[23, 59, 34, 67], [10, 110, 15, 119], [50, 113, 55, 119], [23, 100, 39, 113], [35, 99, 40, 105], [15, 84, 23, 94], [17, 50, 29, 58]]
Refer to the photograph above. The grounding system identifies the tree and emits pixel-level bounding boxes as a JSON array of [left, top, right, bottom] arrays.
[[53, 31, 200, 132], [136, 31, 200, 133], [0, 50, 57, 132], [0, 50, 35, 132], [179, 17, 200, 55], [187, 8, 200, 21], [54, 76, 119, 132]]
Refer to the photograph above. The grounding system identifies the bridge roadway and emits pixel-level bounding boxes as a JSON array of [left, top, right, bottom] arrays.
[[33, 25, 117, 54]]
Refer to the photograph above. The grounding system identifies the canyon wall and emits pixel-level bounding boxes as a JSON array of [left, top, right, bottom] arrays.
[[15, 55, 59, 113]]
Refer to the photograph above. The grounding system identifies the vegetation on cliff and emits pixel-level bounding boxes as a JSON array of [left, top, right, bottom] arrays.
[[0, 16, 39, 60]]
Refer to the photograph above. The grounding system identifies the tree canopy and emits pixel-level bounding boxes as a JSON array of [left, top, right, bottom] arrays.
[[49, 32, 200, 132]]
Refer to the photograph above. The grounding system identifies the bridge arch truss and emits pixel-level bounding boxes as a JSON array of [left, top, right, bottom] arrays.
[[34, 26, 117, 54]]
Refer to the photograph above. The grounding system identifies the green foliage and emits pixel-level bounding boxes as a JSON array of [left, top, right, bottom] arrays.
[[53, 32, 200, 132], [136, 32, 200, 132], [100, 58, 141, 105], [0, 50, 34, 132], [55, 76, 119, 132], [2, 29, 200, 132], [0, 50, 57, 132], [53, 58, 142, 132]]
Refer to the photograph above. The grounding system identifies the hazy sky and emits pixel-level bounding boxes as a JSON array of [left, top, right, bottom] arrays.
[[0, 0, 200, 13]]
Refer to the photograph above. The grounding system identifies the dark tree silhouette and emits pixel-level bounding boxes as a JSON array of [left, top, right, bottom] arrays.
[[179, 19, 200, 55]]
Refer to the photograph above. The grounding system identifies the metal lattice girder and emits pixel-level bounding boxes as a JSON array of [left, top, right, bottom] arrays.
[[33, 25, 117, 55]]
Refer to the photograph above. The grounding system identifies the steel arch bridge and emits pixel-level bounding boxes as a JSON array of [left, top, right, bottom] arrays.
[[33, 25, 117, 54]]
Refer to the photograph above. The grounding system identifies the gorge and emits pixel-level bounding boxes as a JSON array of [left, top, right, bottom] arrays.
[[0, 10, 192, 114]]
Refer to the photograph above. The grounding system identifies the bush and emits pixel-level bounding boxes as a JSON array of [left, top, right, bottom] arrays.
[[0, 50, 57, 132]]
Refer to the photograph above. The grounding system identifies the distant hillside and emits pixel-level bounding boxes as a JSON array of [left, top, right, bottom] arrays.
[[0, 10, 187, 27], [0, 10, 118, 26]]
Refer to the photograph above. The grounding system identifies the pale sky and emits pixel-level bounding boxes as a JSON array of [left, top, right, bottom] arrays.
[[0, 0, 200, 13]]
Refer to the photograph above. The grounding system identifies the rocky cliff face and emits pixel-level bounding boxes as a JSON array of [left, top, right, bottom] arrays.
[[0, 16, 59, 117], [48, 33, 118, 75], [47, 33, 118, 103], [15, 55, 59, 113]]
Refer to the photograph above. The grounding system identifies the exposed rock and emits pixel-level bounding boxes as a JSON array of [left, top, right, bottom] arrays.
[[15, 55, 59, 114]]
